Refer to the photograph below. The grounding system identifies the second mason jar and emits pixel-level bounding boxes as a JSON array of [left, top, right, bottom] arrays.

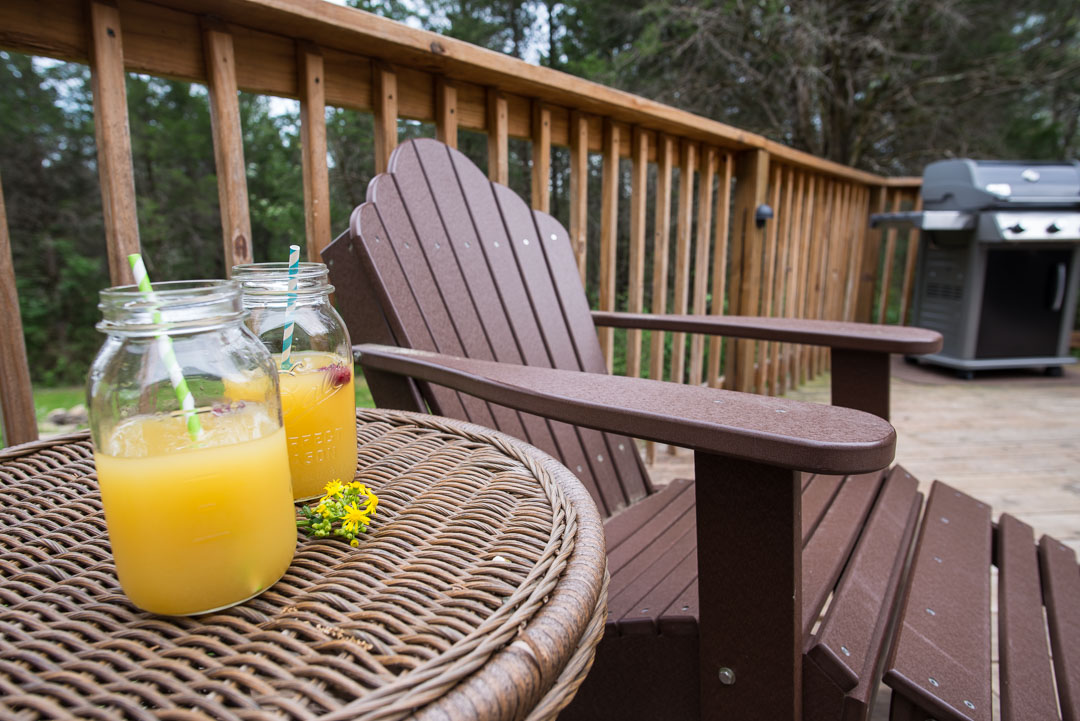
[[232, 262, 358, 501]]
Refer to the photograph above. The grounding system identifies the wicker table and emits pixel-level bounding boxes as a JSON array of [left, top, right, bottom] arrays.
[[0, 408, 607, 721]]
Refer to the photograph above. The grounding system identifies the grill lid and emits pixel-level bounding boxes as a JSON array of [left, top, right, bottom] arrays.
[[923, 159, 1080, 210]]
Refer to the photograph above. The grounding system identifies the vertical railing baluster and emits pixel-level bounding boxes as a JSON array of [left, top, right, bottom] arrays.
[[598, 119, 620, 371], [646, 133, 674, 464], [90, 0, 140, 284], [707, 153, 733, 388], [670, 140, 697, 391], [530, 101, 550, 213], [796, 174, 817, 386], [781, 170, 807, 394], [626, 127, 649, 379], [756, 164, 782, 395], [373, 64, 397, 174], [568, 111, 589, 284], [435, 77, 457, 149], [770, 166, 795, 395], [876, 190, 902, 323], [689, 147, 717, 387], [0, 173, 37, 445], [856, 185, 888, 323], [298, 44, 331, 261], [486, 89, 508, 185], [899, 191, 923, 325]]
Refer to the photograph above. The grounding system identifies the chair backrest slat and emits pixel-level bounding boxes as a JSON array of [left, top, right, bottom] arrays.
[[345, 138, 653, 516]]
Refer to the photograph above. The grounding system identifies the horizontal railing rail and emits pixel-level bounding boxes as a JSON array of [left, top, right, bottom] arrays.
[[0, 0, 922, 447]]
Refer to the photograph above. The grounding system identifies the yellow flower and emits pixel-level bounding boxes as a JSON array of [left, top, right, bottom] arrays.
[[341, 503, 370, 534], [350, 538, 359, 547], [316, 503, 328, 516], [348, 481, 369, 495], [323, 479, 344, 498], [365, 494, 379, 516]]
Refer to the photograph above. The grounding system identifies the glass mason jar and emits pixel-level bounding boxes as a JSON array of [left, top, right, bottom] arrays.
[[231, 262, 358, 501], [87, 280, 297, 616]]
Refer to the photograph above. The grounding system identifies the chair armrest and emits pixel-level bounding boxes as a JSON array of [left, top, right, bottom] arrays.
[[591, 312, 943, 355], [356, 344, 896, 475]]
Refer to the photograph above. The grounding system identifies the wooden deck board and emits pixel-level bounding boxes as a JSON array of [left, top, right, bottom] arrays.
[[645, 357, 1080, 721]]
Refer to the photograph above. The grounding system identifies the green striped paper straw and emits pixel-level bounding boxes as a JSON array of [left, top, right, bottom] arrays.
[[280, 245, 301, 370], [128, 254, 203, 442]]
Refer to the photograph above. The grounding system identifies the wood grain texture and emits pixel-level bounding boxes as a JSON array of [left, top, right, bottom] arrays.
[[730, 148, 770, 393], [688, 147, 716, 387], [373, 63, 398, 174], [568, 111, 589, 284], [0, 0, 928, 188], [298, 45, 331, 261], [435, 76, 457, 148], [646, 134, 674, 464], [899, 192, 923, 326], [89, 0, 140, 285], [707, 152, 733, 388], [203, 21, 253, 270], [626, 127, 649, 379], [0, 174, 37, 446], [598, 118, 620, 372], [486, 89, 508, 185], [670, 141, 697, 390], [755, 164, 783, 395], [530, 101, 550, 213]]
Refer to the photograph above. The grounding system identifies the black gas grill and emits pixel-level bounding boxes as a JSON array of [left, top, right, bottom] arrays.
[[873, 159, 1080, 377]]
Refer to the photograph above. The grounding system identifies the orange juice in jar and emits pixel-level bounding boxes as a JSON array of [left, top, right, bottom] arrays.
[[88, 280, 297, 616], [233, 262, 358, 500]]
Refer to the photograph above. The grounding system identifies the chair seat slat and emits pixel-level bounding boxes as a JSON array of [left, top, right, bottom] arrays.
[[1039, 534, 1080, 721], [998, 515, 1058, 721]]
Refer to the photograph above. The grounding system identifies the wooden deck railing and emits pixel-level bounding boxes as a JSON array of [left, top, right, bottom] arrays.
[[0, 0, 922, 446]]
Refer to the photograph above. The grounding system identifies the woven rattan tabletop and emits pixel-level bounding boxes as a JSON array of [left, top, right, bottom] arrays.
[[0, 408, 607, 721]]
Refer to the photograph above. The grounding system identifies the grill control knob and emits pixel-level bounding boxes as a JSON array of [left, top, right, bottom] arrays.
[[1007, 223, 1025, 233], [1047, 222, 1061, 234]]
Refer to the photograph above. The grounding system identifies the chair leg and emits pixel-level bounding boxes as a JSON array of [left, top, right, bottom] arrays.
[[831, 348, 890, 421], [695, 452, 802, 721]]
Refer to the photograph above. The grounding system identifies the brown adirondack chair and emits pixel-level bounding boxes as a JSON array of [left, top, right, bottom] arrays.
[[322, 138, 1080, 721]]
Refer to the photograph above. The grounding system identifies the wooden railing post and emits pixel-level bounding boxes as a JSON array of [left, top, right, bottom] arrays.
[[202, 19, 253, 270], [670, 140, 697, 389], [89, 0, 139, 285], [598, 119, 620, 371], [435, 77, 457, 149], [373, 64, 398, 174], [856, 185, 888, 323], [568, 111, 589, 284], [707, 153, 733, 388], [298, 44, 331, 261], [727, 148, 770, 393], [626, 127, 649, 380], [0, 174, 37, 446], [689, 147, 716, 387], [530, 101, 550, 213], [486, 89, 508, 185]]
